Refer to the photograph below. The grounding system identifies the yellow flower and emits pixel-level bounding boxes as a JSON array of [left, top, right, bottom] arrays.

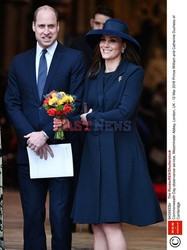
[[51, 92, 57, 98], [67, 95, 74, 103], [60, 95, 69, 104], [58, 98, 65, 105], [59, 91, 65, 96], [49, 97, 58, 106]]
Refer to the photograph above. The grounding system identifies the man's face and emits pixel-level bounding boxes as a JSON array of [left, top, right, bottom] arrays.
[[32, 8, 59, 49], [90, 14, 111, 30]]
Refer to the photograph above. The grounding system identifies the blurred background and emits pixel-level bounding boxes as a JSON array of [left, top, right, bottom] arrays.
[[0, 0, 166, 199]]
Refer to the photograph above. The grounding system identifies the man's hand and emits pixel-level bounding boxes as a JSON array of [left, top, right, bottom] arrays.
[[36, 143, 54, 160], [24, 131, 47, 152]]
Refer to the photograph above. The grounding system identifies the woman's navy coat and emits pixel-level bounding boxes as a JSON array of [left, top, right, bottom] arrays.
[[72, 60, 163, 226]]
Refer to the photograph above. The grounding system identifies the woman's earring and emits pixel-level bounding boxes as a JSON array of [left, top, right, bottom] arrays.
[[121, 48, 125, 54]]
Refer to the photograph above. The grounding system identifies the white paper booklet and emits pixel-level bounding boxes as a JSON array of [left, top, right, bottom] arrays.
[[27, 144, 74, 179]]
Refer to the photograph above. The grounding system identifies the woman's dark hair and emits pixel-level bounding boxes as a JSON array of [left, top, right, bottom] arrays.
[[123, 40, 141, 66], [88, 39, 141, 79]]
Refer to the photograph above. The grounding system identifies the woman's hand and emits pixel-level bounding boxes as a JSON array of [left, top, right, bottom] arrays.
[[80, 108, 93, 130], [53, 118, 71, 131], [80, 108, 93, 122]]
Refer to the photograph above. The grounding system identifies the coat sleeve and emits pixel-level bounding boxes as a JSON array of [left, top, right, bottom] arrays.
[[66, 52, 86, 118], [4, 56, 35, 146], [87, 66, 144, 125]]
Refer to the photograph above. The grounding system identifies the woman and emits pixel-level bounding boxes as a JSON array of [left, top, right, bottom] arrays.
[[56, 18, 164, 249]]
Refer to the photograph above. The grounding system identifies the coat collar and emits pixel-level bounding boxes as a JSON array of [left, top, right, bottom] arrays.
[[94, 60, 129, 109], [103, 60, 129, 94]]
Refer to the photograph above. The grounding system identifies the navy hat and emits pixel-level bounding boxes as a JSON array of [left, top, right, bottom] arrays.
[[85, 18, 140, 51]]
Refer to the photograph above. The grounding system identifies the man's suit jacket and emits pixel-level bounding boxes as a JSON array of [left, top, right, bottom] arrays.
[[4, 42, 86, 165], [70, 35, 93, 70]]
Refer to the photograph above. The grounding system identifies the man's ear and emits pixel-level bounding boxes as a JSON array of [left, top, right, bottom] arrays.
[[32, 21, 35, 32], [90, 18, 94, 29]]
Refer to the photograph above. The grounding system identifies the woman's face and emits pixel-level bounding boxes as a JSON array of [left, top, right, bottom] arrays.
[[99, 35, 126, 61]]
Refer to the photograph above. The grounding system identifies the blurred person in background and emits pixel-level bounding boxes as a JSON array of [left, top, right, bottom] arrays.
[[70, 6, 115, 70]]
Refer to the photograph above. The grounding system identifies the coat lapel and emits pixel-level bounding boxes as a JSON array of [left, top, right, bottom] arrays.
[[103, 60, 129, 94], [28, 48, 40, 103], [41, 44, 63, 103], [96, 68, 105, 111], [95, 61, 129, 110]]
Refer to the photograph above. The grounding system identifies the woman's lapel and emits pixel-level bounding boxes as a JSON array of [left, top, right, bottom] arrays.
[[96, 67, 105, 110], [104, 60, 129, 94]]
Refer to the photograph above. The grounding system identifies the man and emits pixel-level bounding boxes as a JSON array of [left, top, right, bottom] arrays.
[[4, 5, 86, 250], [70, 6, 115, 69]]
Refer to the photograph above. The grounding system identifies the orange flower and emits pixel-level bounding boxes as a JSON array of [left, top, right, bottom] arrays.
[[43, 97, 50, 105], [63, 104, 72, 115], [47, 108, 57, 116], [55, 110, 63, 116]]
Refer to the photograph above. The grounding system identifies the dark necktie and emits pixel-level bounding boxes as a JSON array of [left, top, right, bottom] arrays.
[[38, 49, 47, 100]]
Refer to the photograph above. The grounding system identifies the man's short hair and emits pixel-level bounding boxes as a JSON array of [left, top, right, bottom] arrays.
[[93, 6, 115, 19]]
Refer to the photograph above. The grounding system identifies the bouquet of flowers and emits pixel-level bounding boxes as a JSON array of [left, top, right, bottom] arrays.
[[43, 91, 75, 140]]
